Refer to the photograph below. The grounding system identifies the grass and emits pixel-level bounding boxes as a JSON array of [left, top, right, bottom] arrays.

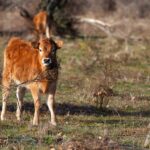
[[0, 36, 150, 149]]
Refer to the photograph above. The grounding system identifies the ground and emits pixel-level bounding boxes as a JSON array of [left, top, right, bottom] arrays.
[[0, 35, 150, 150]]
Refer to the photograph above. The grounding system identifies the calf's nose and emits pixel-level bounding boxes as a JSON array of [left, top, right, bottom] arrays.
[[42, 58, 52, 65]]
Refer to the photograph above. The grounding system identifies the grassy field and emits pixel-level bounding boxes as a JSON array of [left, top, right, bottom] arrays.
[[0, 35, 150, 150]]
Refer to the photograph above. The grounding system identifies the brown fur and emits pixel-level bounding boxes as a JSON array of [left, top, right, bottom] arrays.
[[1, 37, 63, 126], [33, 11, 51, 38]]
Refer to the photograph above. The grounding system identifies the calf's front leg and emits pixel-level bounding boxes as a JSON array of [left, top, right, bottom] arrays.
[[30, 87, 40, 126], [47, 82, 57, 126], [47, 94, 56, 126]]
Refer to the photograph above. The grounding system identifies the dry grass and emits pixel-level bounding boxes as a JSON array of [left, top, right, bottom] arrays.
[[0, 26, 150, 150]]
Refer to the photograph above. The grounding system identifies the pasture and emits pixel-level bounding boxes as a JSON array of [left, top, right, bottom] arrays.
[[0, 35, 149, 150]]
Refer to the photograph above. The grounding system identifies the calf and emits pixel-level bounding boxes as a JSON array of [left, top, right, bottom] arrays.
[[1, 37, 63, 126], [33, 11, 51, 38], [19, 9, 51, 38]]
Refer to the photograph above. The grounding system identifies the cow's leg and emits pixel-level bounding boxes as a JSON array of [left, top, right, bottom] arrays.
[[45, 16, 52, 39], [30, 87, 40, 126], [16, 87, 26, 121], [47, 82, 57, 126], [1, 74, 11, 121], [46, 25, 51, 39]]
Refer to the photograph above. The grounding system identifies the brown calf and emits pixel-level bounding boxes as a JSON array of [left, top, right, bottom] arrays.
[[33, 11, 51, 38], [19, 9, 51, 38], [1, 37, 63, 126]]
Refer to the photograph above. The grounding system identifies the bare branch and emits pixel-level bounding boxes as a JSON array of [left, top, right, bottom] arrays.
[[74, 16, 142, 42], [75, 16, 111, 36], [76, 16, 111, 27]]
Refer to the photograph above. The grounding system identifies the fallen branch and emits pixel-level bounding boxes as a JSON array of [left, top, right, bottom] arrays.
[[75, 16, 112, 36], [75, 16, 126, 39], [75, 16, 111, 27], [74, 16, 141, 42]]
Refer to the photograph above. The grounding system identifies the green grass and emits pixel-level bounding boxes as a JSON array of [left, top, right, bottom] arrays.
[[114, 81, 150, 96]]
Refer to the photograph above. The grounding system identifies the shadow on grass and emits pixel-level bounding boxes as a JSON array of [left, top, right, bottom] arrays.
[[0, 102, 149, 150], [0, 102, 150, 118]]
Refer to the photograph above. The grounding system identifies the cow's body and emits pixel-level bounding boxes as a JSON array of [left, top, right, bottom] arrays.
[[33, 11, 51, 38], [1, 37, 63, 125]]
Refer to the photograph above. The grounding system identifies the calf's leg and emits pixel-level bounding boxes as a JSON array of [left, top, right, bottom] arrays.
[[47, 82, 57, 126], [30, 87, 40, 126], [47, 94, 56, 126], [1, 74, 11, 121], [16, 87, 26, 121]]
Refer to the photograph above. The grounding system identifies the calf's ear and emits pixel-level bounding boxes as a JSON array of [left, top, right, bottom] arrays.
[[31, 41, 40, 49], [56, 40, 63, 49]]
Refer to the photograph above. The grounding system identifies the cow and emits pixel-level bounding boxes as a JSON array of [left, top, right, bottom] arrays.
[[33, 11, 51, 38], [0, 37, 63, 126], [19, 9, 51, 38]]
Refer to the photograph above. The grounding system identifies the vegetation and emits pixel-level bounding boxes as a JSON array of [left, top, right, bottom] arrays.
[[0, 0, 150, 149], [0, 35, 150, 149]]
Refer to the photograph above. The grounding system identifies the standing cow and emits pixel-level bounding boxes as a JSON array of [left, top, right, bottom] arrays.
[[1, 37, 63, 126], [20, 9, 51, 38], [33, 11, 51, 38]]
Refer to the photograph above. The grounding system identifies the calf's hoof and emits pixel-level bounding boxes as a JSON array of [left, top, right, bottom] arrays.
[[50, 121, 57, 126], [1, 117, 6, 121]]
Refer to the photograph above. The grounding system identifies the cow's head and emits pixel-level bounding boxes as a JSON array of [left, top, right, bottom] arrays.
[[32, 38, 63, 68]]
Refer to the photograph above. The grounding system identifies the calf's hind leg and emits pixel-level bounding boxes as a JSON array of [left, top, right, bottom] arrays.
[[1, 75, 11, 121], [16, 87, 26, 121]]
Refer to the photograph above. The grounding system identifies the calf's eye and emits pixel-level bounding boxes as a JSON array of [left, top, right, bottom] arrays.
[[39, 48, 42, 52]]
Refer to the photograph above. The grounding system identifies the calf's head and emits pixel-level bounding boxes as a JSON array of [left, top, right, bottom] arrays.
[[32, 38, 63, 68]]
